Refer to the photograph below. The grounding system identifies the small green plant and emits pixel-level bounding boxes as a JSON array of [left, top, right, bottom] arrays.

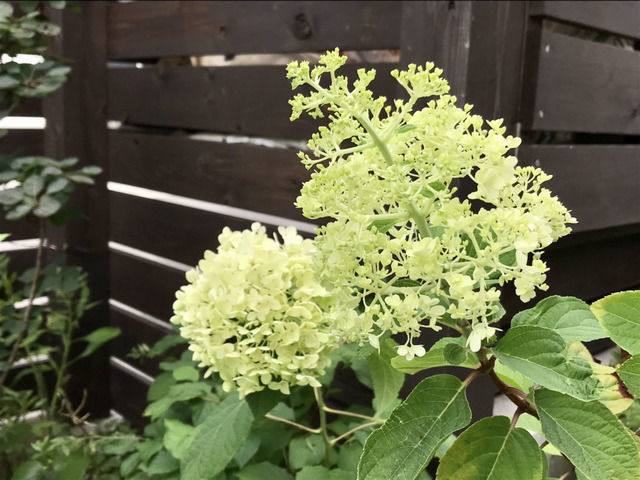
[[164, 49, 640, 480]]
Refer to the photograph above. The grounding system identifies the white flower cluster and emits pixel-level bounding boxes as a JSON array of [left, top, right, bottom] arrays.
[[170, 224, 340, 398]]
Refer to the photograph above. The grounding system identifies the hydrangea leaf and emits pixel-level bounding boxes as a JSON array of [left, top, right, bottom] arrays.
[[297, 465, 353, 480], [493, 325, 600, 401], [511, 295, 606, 342], [618, 356, 640, 398], [591, 291, 640, 354], [236, 462, 292, 480], [367, 338, 404, 417], [182, 394, 254, 480], [390, 337, 478, 374], [436, 416, 543, 480], [357, 374, 471, 480], [534, 389, 640, 480]]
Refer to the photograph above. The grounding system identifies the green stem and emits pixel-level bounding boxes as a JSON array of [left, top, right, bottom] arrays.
[[313, 387, 332, 467], [330, 421, 379, 445], [322, 405, 382, 423], [0, 219, 46, 393], [407, 201, 431, 238], [48, 310, 72, 418], [265, 413, 321, 434], [353, 114, 394, 166]]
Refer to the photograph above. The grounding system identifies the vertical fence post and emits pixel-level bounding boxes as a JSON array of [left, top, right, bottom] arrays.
[[43, 2, 111, 418]]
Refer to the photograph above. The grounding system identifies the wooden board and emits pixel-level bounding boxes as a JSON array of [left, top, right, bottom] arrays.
[[525, 30, 640, 134], [12, 98, 43, 117], [107, 1, 401, 59], [530, 1, 640, 39], [110, 308, 173, 377], [519, 145, 640, 232], [110, 251, 187, 322], [110, 192, 257, 267], [107, 63, 397, 138], [109, 131, 308, 220], [0, 130, 44, 156], [109, 364, 150, 428], [0, 216, 39, 240]]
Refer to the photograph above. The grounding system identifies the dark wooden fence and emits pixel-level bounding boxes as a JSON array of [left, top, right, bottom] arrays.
[[2, 1, 639, 425]]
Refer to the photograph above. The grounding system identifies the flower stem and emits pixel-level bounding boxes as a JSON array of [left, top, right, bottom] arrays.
[[330, 421, 379, 445], [313, 387, 332, 466], [265, 413, 321, 434], [407, 200, 431, 238]]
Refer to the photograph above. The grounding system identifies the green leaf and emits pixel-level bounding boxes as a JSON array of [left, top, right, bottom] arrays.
[[54, 452, 89, 480], [369, 217, 400, 233], [146, 450, 179, 475], [396, 124, 416, 134], [33, 194, 61, 217], [80, 165, 102, 176], [182, 393, 254, 480], [289, 435, 326, 470], [512, 295, 606, 342], [147, 333, 186, 357], [172, 365, 199, 382], [68, 173, 94, 185], [0, 188, 23, 205], [436, 416, 543, 480], [493, 359, 534, 393], [237, 462, 292, 480], [493, 325, 600, 401], [391, 337, 478, 374], [0, 75, 20, 89], [515, 413, 562, 456], [618, 356, 640, 398], [22, 175, 44, 196], [357, 374, 472, 480], [6, 202, 32, 220], [368, 338, 404, 417], [163, 418, 196, 460], [12, 460, 44, 480], [297, 465, 352, 480], [77, 326, 120, 359], [144, 382, 211, 419], [59, 157, 78, 167], [443, 342, 467, 366], [591, 291, 640, 354], [46, 177, 69, 194], [534, 389, 640, 480]]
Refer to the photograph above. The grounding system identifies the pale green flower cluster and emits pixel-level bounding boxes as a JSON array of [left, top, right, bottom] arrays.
[[170, 223, 341, 397], [287, 49, 575, 355]]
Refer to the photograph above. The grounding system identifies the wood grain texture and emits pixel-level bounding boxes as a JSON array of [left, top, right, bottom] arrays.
[[530, 1, 640, 39], [109, 131, 308, 220], [107, 1, 401, 59], [526, 29, 640, 134], [108, 63, 397, 138], [110, 252, 186, 322], [519, 145, 640, 232]]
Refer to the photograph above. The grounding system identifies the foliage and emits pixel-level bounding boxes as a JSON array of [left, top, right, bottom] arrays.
[[165, 49, 640, 480], [0, 2, 122, 478]]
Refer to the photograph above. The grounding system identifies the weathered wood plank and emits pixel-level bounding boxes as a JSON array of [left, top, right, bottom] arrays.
[[12, 98, 43, 117], [0, 216, 39, 240], [525, 30, 640, 134], [519, 145, 640, 232], [530, 1, 640, 39], [107, 63, 397, 138], [0, 130, 43, 156], [107, 1, 401, 59], [110, 252, 186, 322], [109, 131, 308, 220], [109, 192, 255, 267]]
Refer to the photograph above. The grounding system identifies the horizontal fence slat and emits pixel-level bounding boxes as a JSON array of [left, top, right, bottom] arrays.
[[107, 1, 401, 59], [519, 145, 640, 232], [109, 131, 308, 219], [110, 192, 255, 267], [530, 1, 640, 39], [0, 130, 44, 156], [110, 364, 150, 427], [107, 63, 397, 138], [110, 308, 172, 377], [110, 252, 186, 321], [525, 30, 640, 134]]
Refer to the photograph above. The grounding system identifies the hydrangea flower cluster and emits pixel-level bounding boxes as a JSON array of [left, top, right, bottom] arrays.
[[287, 49, 575, 355], [170, 224, 341, 397]]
